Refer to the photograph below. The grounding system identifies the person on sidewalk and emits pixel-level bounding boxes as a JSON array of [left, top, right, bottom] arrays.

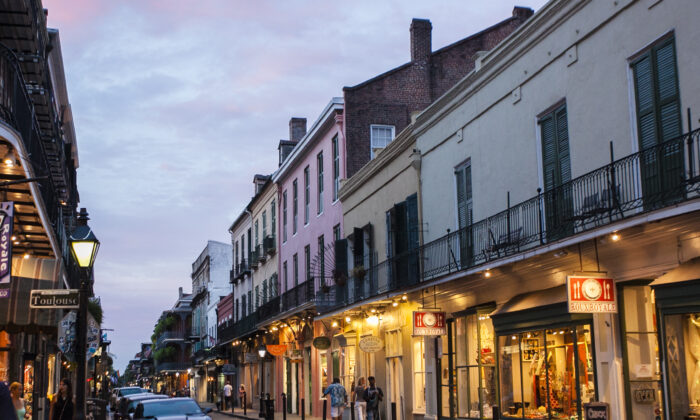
[[223, 381, 233, 411], [239, 384, 246, 410], [353, 377, 367, 420], [323, 377, 348, 420], [363, 376, 383, 420]]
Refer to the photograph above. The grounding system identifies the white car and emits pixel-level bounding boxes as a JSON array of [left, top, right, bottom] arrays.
[[133, 398, 212, 420], [111, 387, 150, 411]]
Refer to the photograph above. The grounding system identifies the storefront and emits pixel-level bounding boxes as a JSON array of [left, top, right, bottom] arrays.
[[490, 286, 597, 420], [619, 258, 700, 420]]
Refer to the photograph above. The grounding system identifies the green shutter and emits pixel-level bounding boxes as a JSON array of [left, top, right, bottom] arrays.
[[456, 165, 473, 230], [334, 239, 348, 278], [406, 193, 419, 250], [555, 107, 571, 184], [541, 115, 557, 191], [655, 41, 681, 141]]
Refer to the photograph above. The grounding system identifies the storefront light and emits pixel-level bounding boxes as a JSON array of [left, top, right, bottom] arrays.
[[484, 270, 492, 278], [331, 320, 338, 328], [611, 231, 621, 241], [370, 308, 376, 313], [367, 315, 379, 326], [345, 316, 351, 323], [401, 294, 408, 301]]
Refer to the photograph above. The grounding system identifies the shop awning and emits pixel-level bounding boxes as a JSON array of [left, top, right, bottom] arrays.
[[651, 257, 700, 313], [491, 285, 591, 334], [0, 256, 62, 334]]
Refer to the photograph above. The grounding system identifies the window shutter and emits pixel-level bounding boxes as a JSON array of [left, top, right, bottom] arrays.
[[455, 165, 473, 229], [353, 227, 364, 263], [655, 41, 681, 142], [633, 55, 657, 150], [406, 193, 419, 250], [555, 107, 571, 184], [334, 239, 348, 278], [394, 201, 408, 255], [386, 209, 394, 259], [541, 115, 557, 191]]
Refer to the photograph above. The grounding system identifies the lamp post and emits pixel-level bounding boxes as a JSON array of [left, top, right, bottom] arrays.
[[258, 344, 267, 418], [69, 208, 100, 420]]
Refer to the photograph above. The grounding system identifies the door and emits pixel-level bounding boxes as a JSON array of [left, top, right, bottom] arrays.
[[541, 104, 574, 241], [388, 357, 404, 420], [632, 37, 684, 208], [455, 163, 474, 268]]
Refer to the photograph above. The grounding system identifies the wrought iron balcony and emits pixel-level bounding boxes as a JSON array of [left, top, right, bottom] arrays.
[[280, 281, 315, 313], [321, 129, 700, 313], [232, 312, 259, 338], [250, 249, 260, 268], [257, 295, 281, 322], [155, 329, 189, 348], [233, 259, 250, 280], [155, 361, 190, 373], [263, 235, 276, 255]]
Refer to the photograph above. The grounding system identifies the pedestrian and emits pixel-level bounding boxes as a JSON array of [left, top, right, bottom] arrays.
[[353, 377, 367, 420], [363, 376, 383, 420], [49, 378, 74, 420], [223, 381, 233, 411], [10, 382, 29, 419], [239, 384, 246, 409], [0, 382, 16, 420], [323, 377, 347, 420]]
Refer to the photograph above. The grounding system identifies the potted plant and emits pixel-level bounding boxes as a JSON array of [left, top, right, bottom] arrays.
[[333, 269, 348, 286], [350, 265, 366, 281]]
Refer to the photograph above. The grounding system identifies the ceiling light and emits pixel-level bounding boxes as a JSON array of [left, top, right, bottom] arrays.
[[392, 301, 398, 307], [23, 253, 29, 259], [370, 308, 376, 313], [345, 316, 351, 323], [11, 236, 16, 241], [401, 294, 408, 301], [3, 150, 15, 167], [611, 232, 621, 241], [553, 250, 568, 258], [484, 270, 492, 278], [331, 320, 338, 328]]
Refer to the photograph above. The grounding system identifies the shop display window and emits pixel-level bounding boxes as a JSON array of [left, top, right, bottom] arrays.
[[620, 285, 664, 419], [320, 352, 328, 393], [412, 337, 426, 412], [340, 346, 355, 393], [498, 324, 596, 419], [663, 312, 700, 419], [23, 359, 34, 418], [451, 312, 496, 419], [0, 331, 9, 382]]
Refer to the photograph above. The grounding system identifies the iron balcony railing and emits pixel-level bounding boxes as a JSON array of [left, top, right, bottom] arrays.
[[155, 362, 190, 373], [228, 312, 259, 339], [281, 281, 315, 313], [234, 259, 250, 280], [257, 295, 281, 322], [250, 249, 261, 268], [263, 235, 276, 255], [155, 329, 189, 348], [322, 128, 700, 313]]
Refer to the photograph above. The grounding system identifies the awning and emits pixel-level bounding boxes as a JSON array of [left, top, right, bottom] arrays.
[[651, 257, 700, 313], [0, 256, 62, 334], [491, 285, 591, 334]]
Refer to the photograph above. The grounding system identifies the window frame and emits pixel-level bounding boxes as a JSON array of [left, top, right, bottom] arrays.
[[333, 135, 340, 201], [283, 191, 288, 243], [317, 152, 324, 214], [370, 124, 395, 159], [293, 179, 298, 234], [304, 166, 310, 225]]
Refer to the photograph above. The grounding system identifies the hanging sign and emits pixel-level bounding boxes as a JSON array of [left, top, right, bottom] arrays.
[[58, 311, 77, 359], [567, 275, 617, 313], [288, 349, 303, 363], [413, 311, 446, 336], [0, 201, 14, 288], [29, 289, 80, 309], [313, 336, 331, 350], [359, 336, 383, 353], [244, 352, 258, 364], [266, 344, 287, 357], [86, 313, 100, 360], [583, 402, 609, 420]]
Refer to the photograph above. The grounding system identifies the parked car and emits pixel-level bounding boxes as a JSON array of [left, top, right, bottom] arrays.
[[111, 387, 150, 411], [133, 397, 212, 420], [115, 393, 169, 420]]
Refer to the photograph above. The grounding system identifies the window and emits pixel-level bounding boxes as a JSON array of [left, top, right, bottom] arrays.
[[333, 224, 341, 242], [271, 200, 276, 239], [413, 337, 426, 412], [455, 162, 473, 266], [255, 221, 259, 246], [247, 291, 252, 314], [262, 279, 268, 303], [318, 235, 325, 284], [235, 298, 239, 321], [241, 294, 247, 317], [304, 166, 310, 225], [293, 254, 299, 287], [234, 241, 239, 268], [370, 124, 395, 159], [262, 211, 267, 238], [283, 261, 288, 292], [498, 324, 596, 419], [293, 179, 298, 234], [283, 191, 288, 242], [333, 135, 340, 201], [386, 194, 419, 284], [305, 245, 311, 282], [255, 286, 259, 309], [317, 152, 324, 214]]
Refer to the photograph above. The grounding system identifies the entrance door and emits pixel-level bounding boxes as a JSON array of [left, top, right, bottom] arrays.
[[387, 357, 404, 420]]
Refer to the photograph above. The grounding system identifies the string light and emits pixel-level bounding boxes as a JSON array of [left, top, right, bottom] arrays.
[[611, 231, 621, 241], [484, 270, 492, 278]]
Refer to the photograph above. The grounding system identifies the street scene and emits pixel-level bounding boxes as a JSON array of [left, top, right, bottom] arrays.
[[1, 0, 700, 419]]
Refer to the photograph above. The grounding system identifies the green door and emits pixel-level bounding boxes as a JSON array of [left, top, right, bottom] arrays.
[[332, 351, 340, 380]]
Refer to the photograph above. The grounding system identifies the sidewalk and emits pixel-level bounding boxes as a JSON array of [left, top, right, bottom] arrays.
[[200, 402, 322, 420]]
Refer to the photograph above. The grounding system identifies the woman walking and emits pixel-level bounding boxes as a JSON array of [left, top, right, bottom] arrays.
[[353, 377, 367, 420], [9, 382, 29, 419], [50, 378, 74, 420]]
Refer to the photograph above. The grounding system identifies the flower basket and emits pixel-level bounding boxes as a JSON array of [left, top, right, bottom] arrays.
[[350, 265, 366, 280]]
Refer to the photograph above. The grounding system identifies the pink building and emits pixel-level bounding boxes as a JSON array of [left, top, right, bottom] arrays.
[[272, 98, 344, 416]]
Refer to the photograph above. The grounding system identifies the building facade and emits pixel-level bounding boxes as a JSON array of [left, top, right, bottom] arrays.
[[153, 287, 193, 396]]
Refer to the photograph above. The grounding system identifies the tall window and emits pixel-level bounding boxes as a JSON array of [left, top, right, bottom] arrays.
[[234, 241, 239, 268], [370, 124, 395, 159], [412, 337, 426, 411], [332, 135, 340, 201], [318, 235, 325, 284], [248, 290, 253, 313], [293, 254, 299, 287], [255, 285, 259, 309], [293, 179, 298, 234], [304, 245, 311, 283], [255, 220, 259, 246], [262, 211, 267, 238], [304, 166, 310, 225], [455, 162, 473, 266], [317, 152, 324, 214], [283, 191, 288, 242], [271, 200, 276, 239], [283, 261, 288, 292], [241, 295, 247, 317], [333, 224, 341, 242]]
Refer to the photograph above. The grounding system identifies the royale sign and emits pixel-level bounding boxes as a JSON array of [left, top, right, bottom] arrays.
[[567, 275, 617, 313], [413, 311, 447, 336], [30, 289, 80, 309], [266, 344, 287, 357], [0, 202, 14, 287], [358, 336, 383, 353]]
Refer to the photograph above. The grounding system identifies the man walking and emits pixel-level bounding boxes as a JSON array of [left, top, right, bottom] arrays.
[[323, 377, 348, 420], [363, 376, 383, 420], [223, 381, 233, 411]]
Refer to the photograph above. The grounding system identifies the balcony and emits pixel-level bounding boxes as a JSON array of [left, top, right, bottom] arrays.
[[257, 295, 281, 322], [281, 281, 315, 313], [263, 235, 276, 256], [257, 244, 267, 263], [320, 129, 700, 313], [250, 250, 260, 268], [155, 329, 188, 348], [233, 259, 250, 281], [234, 312, 259, 338], [155, 362, 190, 373]]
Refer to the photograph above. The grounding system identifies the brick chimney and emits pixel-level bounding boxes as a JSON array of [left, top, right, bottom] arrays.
[[289, 117, 307, 142], [410, 18, 432, 63], [512, 6, 534, 20]]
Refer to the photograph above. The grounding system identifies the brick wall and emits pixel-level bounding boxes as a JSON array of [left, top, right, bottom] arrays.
[[343, 7, 534, 178]]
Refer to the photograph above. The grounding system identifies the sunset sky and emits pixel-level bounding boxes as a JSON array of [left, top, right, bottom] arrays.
[[41, 0, 548, 372]]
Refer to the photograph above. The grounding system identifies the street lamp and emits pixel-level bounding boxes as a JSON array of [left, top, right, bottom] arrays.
[[258, 344, 267, 418], [69, 208, 100, 420]]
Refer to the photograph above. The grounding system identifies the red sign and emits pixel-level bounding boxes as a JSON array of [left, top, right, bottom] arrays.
[[266, 344, 287, 357], [413, 311, 446, 336], [567, 275, 617, 313]]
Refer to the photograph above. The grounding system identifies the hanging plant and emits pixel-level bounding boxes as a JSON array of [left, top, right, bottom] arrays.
[[350, 265, 366, 280]]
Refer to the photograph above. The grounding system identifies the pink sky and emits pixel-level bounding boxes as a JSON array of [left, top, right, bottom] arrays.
[[42, 0, 549, 372]]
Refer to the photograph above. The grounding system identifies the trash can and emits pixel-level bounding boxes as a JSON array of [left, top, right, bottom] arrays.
[[264, 397, 275, 420], [87, 398, 107, 420]]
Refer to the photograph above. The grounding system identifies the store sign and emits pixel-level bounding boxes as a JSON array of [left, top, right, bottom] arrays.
[[583, 402, 609, 420], [634, 388, 655, 403], [0, 202, 14, 287], [29, 289, 80, 309], [267, 344, 287, 356], [413, 311, 446, 336], [58, 311, 100, 361], [359, 336, 383, 353], [244, 353, 258, 364], [288, 349, 303, 363], [313, 336, 331, 350], [567, 275, 617, 313], [222, 364, 236, 374]]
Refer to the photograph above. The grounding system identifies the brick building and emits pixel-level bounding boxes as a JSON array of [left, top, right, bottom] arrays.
[[343, 6, 534, 177]]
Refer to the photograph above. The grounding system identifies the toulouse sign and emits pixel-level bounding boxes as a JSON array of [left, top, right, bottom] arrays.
[[0, 202, 14, 288], [567, 275, 617, 313], [413, 311, 447, 336], [30, 289, 80, 309]]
